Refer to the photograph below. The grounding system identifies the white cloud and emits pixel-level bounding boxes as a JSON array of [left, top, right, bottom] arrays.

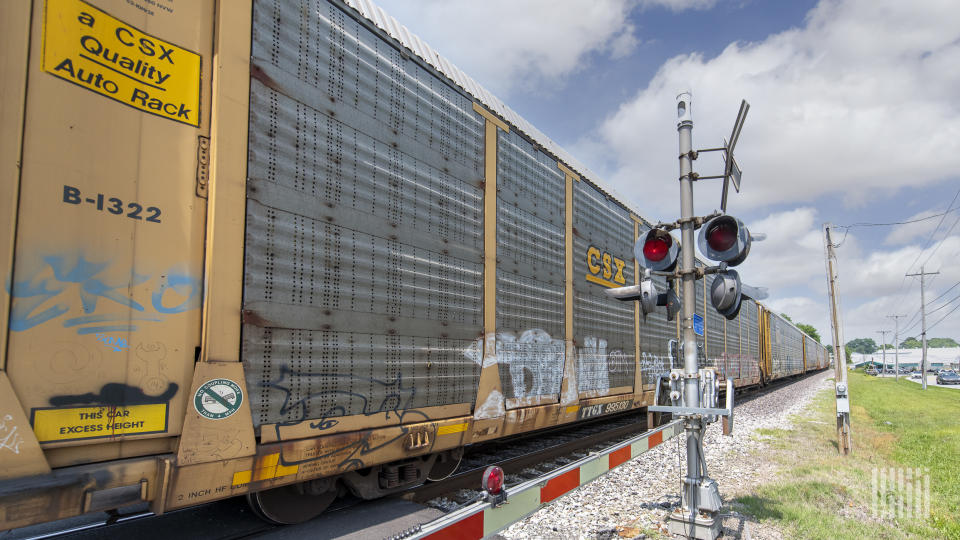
[[587, 0, 960, 218], [372, 0, 642, 97], [763, 295, 831, 341], [726, 206, 960, 341], [884, 210, 944, 245], [639, 0, 719, 11], [734, 207, 826, 292]]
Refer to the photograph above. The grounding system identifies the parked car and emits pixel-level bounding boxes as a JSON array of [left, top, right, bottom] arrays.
[[866, 367, 879, 376], [910, 371, 923, 380], [936, 371, 960, 385]]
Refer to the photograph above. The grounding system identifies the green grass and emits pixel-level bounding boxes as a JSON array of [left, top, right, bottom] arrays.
[[730, 372, 960, 539]]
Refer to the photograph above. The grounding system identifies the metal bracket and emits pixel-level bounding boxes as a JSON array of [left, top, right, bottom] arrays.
[[649, 377, 734, 435]]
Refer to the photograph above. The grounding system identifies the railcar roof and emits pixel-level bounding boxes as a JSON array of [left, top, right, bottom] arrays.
[[341, 0, 643, 221]]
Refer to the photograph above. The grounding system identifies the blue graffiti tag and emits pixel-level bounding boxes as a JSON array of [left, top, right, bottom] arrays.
[[94, 333, 130, 352], [7, 254, 200, 334]]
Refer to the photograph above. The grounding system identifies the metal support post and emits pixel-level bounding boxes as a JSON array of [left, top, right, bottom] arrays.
[[887, 315, 904, 381], [906, 267, 938, 390]]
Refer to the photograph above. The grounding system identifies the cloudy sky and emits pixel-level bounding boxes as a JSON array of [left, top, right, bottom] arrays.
[[375, 0, 960, 348]]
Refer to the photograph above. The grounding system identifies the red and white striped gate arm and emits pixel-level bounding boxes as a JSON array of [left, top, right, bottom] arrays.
[[408, 419, 685, 540]]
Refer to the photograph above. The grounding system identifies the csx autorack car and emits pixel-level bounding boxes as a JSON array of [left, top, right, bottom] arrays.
[[0, 0, 827, 528]]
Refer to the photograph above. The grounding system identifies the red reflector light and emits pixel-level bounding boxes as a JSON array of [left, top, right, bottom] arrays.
[[643, 237, 669, 262], [706, 222, 737, 252], [482, 466, 504, 495]]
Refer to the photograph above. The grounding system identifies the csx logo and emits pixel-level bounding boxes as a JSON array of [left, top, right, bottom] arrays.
[[585, 246, 627, 288]]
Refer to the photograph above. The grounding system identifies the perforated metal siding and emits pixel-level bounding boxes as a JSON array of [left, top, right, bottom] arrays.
[[803, 335, 817, 371], [703, 274, 729, 379], [739, 299, 760, 380], [769, 313, 803, 378], [495, 130, 566, 400], [573, 182, 635, 393], [725, 307, 742, 380], [243, 0, 484, 426]]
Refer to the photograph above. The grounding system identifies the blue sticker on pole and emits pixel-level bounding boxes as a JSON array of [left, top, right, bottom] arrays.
[[693, 313, 704, 336]]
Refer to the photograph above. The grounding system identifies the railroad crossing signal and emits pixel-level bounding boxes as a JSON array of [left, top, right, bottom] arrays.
[[696, 215, 767, 318], [609, 94, 755, 540], [697, 215, 759, 267], [635, 229, 680, 272]]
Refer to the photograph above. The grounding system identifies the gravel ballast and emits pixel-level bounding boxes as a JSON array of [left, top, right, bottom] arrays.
[[501, 371, 834, 539]]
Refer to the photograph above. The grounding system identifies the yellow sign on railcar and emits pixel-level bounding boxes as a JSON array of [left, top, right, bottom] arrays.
[[585, 245, 627, 288], [42, 0, 201, 126], [30, 404, 168, 443]]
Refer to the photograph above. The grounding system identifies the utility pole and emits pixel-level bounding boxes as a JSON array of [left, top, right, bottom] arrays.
[[887, 314, 905, 381], [876, 330, 889, 374], [823, 224, 851, 455], [906, 267, 939, 390]]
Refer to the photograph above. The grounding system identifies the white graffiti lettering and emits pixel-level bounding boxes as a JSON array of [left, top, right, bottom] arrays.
[[640, 352, 669, 385], [0, 415, 24, 455], [498, 330, 565, 399]]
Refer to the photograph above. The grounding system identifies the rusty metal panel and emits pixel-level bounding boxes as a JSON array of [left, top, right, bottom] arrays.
[[495, 130, 565, 401], [5, 0, 214, 449], [572, 182, 635, 394], [244, 0, 484, 427]]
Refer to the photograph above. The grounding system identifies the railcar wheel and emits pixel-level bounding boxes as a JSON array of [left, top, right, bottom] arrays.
[[246, 482, 337, 525]]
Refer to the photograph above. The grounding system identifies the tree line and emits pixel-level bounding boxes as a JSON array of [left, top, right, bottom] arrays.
[[844, 336, 959, 354]]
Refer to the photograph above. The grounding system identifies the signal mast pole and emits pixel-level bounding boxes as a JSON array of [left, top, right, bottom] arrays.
[[676, 92, 704, 537]]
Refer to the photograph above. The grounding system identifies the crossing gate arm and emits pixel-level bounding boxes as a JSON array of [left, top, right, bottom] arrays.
[[405, 419, 685, 540]]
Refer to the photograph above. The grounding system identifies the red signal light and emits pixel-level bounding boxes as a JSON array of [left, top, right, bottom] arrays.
[[643, 236, 670, 262], [482, 466, 504, 495], [636, 229, 679, 272], [706, 221, 737, 252]]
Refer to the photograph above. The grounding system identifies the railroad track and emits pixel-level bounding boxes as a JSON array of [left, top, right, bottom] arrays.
[[10, 371, 826, 540], [403, 410, 651, 509]]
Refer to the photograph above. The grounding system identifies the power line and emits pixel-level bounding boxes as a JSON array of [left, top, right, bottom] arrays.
[[891, 187, 960, 308], [927, 290, 960, 315], [929, 280, 960, 305], [835, 205, 960, 229], [904, 186, 960, 274], [919, 212, 960, 269], [927, 300, 960, 331]]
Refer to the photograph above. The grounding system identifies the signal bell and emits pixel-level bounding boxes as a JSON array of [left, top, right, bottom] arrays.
[[697, 215, 755, 267], [635, 229, 680, 272]]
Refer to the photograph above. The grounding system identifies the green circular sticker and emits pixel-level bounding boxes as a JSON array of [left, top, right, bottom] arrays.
[[194, 378, 243, 420]]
